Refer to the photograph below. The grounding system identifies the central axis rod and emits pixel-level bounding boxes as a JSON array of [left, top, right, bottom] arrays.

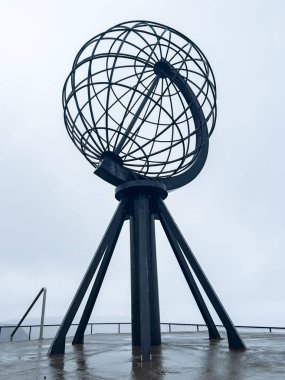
[[114, 74, 160, 155]]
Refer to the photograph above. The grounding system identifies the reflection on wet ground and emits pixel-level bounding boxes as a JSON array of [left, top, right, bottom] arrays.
[[0, 332, 284, 379]]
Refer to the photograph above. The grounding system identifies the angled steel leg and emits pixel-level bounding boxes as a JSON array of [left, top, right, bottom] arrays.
[[157, 198, 246, 350], [158, 211, 220, 340], [72, 211, 125, 344], [48, 200, 127, 355]]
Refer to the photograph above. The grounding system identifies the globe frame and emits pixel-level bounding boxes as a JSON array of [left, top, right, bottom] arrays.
[[62, 20, 217, 190]]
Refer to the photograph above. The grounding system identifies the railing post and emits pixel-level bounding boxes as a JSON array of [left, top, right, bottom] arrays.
[[39, 288, 47, 340], [197, 324, 199, 332], [118, 323, 121, 334], [269, 327, 272, 333], [29, 326, 32, 340], [91, 323, 93, 335], [169, 323, 171, 333]]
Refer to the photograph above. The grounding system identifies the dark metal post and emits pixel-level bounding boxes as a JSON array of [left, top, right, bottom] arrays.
[[48, 200, 127, 355], [72, 211, 125, 344], [130, 209, 141, 347], [148, 214, 161, 346], [157, 198, 246, 350], [130, 191, 152, 360], [159, 211, 221, 340]]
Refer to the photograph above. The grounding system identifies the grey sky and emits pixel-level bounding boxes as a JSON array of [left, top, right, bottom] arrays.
[[0, 0, 284, 327]]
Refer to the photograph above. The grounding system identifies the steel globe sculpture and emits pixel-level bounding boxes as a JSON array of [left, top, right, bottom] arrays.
[[62, 20, 216, 189], [49, 21, 245, 360]]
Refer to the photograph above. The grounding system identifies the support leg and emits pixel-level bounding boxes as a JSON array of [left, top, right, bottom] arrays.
[[157, 198, 246, 350], [72, 211, 125, 344], [130, 192, 152, 360], [130, 211, 141, 347], [148, 215, 161, 346], [48, 200, 127, 355], [159, 212, 220, 340]]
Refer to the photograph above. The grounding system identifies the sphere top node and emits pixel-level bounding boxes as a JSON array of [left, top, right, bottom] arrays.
[[63, 20, 217, 190]]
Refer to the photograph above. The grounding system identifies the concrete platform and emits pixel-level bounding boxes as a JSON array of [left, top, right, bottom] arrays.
[[0, 332, 284, 379]]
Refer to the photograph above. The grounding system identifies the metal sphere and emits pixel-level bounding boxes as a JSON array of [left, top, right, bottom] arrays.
[[63, 20, 217, 189]]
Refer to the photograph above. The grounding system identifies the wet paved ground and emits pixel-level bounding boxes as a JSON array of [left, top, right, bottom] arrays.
[[0, 332, 284, 379]]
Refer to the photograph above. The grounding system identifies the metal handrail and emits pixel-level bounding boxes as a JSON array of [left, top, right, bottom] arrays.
[[1, 321, 284, 343], [10, 287, 47, 342], [160, 323, 285, 333]]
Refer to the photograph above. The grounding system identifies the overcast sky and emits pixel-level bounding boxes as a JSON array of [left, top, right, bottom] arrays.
[[0, 0, 284, 328]]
